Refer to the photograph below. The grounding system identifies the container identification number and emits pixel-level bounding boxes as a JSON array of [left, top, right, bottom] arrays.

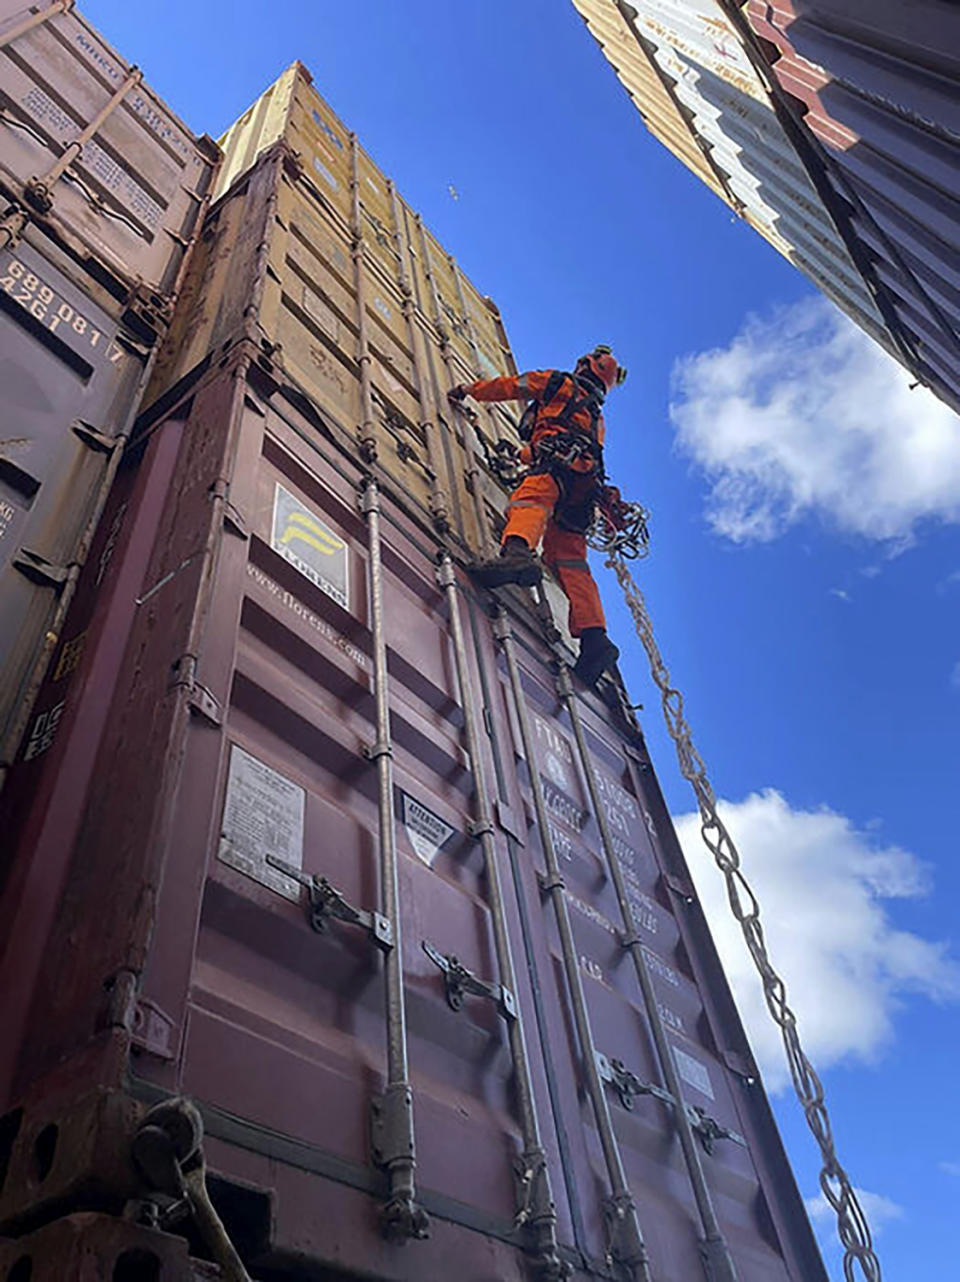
[[0, 259, 117, 358]]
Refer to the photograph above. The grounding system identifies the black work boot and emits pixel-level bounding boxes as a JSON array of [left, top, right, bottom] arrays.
[[470, 536, 542, 589], [573, 627, 619, 686]]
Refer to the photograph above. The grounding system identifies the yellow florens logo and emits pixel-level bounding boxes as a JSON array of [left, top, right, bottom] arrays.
[[277, 511, 345, 557]]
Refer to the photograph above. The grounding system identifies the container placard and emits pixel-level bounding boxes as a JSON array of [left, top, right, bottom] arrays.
[[402, 792, 454, 866], [219, 745, 305, 901], [271, 483, 348, 609]]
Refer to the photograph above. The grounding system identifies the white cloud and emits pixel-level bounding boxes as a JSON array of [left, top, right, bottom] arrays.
[[670, 296, 960, 544], [829, 587, 851, 602], [805, 1187, 904, 1235], [939, 1161, 960, 1177], [673, 790, 959, 1091]]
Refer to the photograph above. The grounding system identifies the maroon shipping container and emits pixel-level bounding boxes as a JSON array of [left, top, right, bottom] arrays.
[[744, 0, 960, 413], [0, 219, 154, 776], [0, 349, 825, 1281]]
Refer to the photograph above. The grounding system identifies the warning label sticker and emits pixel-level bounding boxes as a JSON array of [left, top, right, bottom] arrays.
[[271, 483, 348, 609], [402, 793, 454, 866], [219, 745, 305, 901]]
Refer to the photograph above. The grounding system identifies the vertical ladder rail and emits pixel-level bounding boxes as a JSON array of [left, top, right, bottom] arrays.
[[556, 668, 738, 1282], [436, 557, 568, 1280], [386, 180, 451, 532], [361, 478, 428, 1242], [491, 612, 652, 1282]]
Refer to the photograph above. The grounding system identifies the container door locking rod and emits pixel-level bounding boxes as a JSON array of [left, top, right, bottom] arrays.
[[437, 556, 569, 1281], [556, 666, 738, 1282], [595, 1052, 746, 1156], [360, 476, 429, 1242], [492, 611, 652, 1282]]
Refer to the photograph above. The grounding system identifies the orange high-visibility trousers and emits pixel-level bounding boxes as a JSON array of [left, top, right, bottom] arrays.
[[502, 472, 605, 636]]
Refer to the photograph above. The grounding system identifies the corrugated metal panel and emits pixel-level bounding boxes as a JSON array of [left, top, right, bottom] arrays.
[[0, 223, 152, 774], [745, 0, 960, 410], [0, 0, 218, 310], [0, 352, 826, 1281], [571, 1, 897, 352], [148, 94, 522, 559]]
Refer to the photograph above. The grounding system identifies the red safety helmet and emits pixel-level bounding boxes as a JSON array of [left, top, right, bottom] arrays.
[[576, 344, 627, 392]]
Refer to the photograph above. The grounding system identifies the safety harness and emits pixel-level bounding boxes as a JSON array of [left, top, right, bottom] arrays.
[[522, 370, 607, 532]]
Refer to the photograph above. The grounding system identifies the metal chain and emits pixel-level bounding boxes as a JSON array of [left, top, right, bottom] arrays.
[[605, 550, 882, 1282]]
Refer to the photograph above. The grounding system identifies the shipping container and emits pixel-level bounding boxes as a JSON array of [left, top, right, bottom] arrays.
[[570, 0, 893, 348], [145, 65, 521, 559], [0, 1, 219, 774], [0, 218, 154, 775], [744, 0, 960, 412], [0, 0, 218, 316], [0, 350, 826, 1282]]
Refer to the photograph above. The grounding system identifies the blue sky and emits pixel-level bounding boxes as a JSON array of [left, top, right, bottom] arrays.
[[83, 2, 959, 1275]]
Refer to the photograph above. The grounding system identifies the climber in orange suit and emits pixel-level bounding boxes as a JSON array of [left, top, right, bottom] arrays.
[[449, 346, 626, 686]]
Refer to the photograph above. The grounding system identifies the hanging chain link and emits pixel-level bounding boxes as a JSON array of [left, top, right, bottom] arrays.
[[605, 548, 882, 1282]]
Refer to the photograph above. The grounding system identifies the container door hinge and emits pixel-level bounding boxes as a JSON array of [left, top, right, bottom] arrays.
[[71, 419, 116, 452], [596, 1052, 745, 1154], [267, 855, 393, 950], [12, 548, 68, 587], [187, 682, 222, 726], [422, 939, 516, 1020], [209, 478, 248, 538], [99, 970, 177, 1060]]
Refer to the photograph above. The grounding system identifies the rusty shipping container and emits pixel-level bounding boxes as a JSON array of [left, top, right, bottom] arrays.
[[0, 344, 826, 1282], [744, 0, 960, 413], [0, 1, 218, 774], [146, 63, 521, 560]]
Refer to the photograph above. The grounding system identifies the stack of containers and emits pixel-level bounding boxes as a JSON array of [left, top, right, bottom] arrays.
[[0, 48, 826, 1282], [745, 0, 960, 413], [0, 0, 218, 777]]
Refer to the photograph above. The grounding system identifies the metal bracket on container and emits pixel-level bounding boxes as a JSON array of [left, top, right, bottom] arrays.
[[186, 682, 222, 727], [267, 855, 393, 951], [12, 548, 68, 587], [71, 420, 116, 452], [422, 940, 516, 1020], [596, 1052, 745, 1155]]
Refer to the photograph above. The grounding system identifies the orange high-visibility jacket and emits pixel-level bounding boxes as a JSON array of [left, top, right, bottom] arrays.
[[463, 370, 605, 470]]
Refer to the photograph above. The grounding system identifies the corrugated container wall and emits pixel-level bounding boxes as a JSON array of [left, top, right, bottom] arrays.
[[0, 0, 218, 774], [147, 61, 522, 564], [570, 0, 960, 413], [744, 0, 960, 411], [0, 346, 826, 1282], [0, 44, 827, 1282]]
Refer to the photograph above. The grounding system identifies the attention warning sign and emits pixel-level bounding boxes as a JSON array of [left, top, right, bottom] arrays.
[[402, 793, 455, 866]]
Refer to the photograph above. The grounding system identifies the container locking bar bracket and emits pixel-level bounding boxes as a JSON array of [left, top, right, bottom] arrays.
[[267, 855, 393, 951], [596, 1052, 745, 1155], [12, 548, 69, 587], [422, 940, 517, 1020]]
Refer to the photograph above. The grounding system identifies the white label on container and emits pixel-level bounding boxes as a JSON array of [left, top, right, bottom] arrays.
[[313, 157, 339, 190], [219, 745, 305, 901], [402, 793, 454, 866], [673, 1046, 715, 1100], [373, 296, 392, 320], [271, 484, 348, 609]]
